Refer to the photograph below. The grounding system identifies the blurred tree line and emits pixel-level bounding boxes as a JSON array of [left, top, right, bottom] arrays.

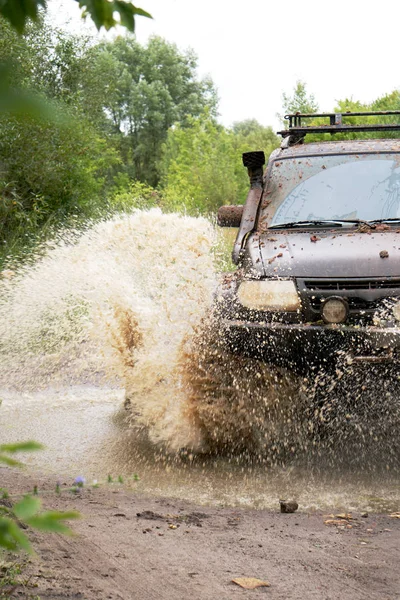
[[1, 14, 400, 263]]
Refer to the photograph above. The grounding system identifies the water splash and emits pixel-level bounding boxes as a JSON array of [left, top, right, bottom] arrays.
[[1, 209, 399, 470], [0, 210, 218, 449]]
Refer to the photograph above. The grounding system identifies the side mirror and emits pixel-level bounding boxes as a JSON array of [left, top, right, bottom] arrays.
[[217, 205, 243, 227]]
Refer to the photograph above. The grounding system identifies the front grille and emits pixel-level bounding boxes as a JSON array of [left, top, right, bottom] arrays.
[[309, 296, 381, 312], [304, 278, 400, 292], [298, 277, 400, 324]]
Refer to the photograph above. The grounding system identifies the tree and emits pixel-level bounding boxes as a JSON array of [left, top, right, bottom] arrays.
[[95, 35, 218, 186], [160, 112, 239, 214], [160, 115, 280, 215], [231, 119, 279, 200], [280, 80, 319, 123], [0, 18, 122, 255], [0, 0, 152, 34]]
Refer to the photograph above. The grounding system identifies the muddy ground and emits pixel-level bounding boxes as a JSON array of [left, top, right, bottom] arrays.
[[1, 469, 399, 600]]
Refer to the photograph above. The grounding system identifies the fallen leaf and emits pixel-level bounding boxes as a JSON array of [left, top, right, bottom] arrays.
[[310, 235, 320, 243], [389, 512, 400, 519], [232, 577, 270, 590], [336, 513, 352, 520], [324, 519, 349, 526]]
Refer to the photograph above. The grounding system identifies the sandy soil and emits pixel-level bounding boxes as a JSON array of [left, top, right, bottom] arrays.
[[1, 469, 399, 600]]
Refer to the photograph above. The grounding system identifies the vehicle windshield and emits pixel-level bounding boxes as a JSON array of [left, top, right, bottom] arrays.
[[263, 154, 400, 227]]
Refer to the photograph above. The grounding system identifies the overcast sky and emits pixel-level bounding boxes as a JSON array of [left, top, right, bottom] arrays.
[[50, 0, 400, 130]]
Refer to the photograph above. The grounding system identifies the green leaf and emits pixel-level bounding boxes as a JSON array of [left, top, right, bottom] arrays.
[[77, 0, 115, 30], [0, 517, 32, 552], [26, 510, 80, 534], [114, 1, 152, 31], [0, 0, 46, 34], [0, 0, 150, 34], [76, 0, 151, 31], [0, 455, 23, 467], [114, 0, 134, 31], [130, 5, 152, 18], [13, 495, 41, 520], [0, 441, 44, 454]]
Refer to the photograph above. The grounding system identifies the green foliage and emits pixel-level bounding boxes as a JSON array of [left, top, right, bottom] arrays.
[[0, 0, 151, 34], [160, 112, 238, 213], [280, 80, 319, 120], [0, 16, 219, 263], [0, 444, 79, 554], [0, 109, 121, 247], [0, 561, 23, 598], [333, 91, 400, 140], [94, 35, 218, 186], [279, 80, 400, 144], [160, 113, 279, 214], [0, 18, 125, 263], [0, 0, 46, 34], [110, 180, 162, 212], [0, 442, 43, 468], [231, 119, 279, 200], [77, 0, 152, 32]]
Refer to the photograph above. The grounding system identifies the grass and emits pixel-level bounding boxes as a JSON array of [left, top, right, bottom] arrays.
[[0, 557, 40, 599]]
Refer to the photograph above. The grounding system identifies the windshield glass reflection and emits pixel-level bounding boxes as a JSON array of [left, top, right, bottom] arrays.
[[268, 158, 400, 226]]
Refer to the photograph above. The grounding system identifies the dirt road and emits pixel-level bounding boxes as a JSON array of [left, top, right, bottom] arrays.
[[1, 469, 399, 600]]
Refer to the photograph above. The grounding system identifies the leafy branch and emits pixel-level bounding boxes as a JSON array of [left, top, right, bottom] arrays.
[[0, 0, 152, 34], [0, 442, 79, 553]]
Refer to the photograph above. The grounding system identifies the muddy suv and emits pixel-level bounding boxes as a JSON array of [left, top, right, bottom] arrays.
[[217, 111, 400, 371]]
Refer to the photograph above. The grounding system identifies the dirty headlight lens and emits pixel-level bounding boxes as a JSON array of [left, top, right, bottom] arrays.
[[237, 280, 300, 311], [393, 300, 400, 323]]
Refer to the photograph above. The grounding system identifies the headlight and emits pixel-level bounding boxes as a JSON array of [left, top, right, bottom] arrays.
[[393, 300, 400, 322], [237, 279, 300, 311]]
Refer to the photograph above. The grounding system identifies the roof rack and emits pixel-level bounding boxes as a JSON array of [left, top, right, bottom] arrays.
[[277, 111, 400, 146]]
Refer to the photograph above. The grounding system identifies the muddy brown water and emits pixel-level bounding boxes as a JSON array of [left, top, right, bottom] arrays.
[[0, 384, 399, 512], [0, 211, 399, 513]]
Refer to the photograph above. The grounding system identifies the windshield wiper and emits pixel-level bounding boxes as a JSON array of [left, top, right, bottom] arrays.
[[367, 218, 400, 225], [268, 218, 374, 230], [268, 220, 345, 229]]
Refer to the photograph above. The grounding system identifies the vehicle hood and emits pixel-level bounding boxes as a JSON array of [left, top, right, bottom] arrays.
[[248, 229, 400, 278]]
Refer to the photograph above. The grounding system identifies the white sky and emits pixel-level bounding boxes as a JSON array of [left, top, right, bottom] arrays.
[[49, 0, 400, 131]]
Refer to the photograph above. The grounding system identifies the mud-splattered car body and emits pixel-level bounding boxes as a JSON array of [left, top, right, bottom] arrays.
[[217, 132, 400, 371]]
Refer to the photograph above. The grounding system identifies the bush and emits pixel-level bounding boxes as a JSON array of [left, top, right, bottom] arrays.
[[109, 180, 162, 212]]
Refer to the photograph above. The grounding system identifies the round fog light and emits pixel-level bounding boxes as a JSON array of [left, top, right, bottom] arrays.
[[321, 297, 348, 324]]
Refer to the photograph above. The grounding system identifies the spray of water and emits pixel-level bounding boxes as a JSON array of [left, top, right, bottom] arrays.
[[1, 209, 399, 470], [0, 211, 216, 445]]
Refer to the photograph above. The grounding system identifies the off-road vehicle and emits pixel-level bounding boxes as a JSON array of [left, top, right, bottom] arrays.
[[217, 111, 400, 371]]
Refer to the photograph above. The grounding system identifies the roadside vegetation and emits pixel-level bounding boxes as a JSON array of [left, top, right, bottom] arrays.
[[2, 12, 400, 267]]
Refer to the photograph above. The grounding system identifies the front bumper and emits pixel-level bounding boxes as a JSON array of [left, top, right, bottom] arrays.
[[221, 319, 400, 367]]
